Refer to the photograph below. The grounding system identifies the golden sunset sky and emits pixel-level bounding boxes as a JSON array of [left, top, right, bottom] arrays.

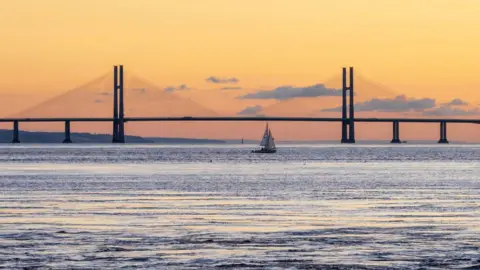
[[0, 1, 479, 141], [1, 1, 479, 92]]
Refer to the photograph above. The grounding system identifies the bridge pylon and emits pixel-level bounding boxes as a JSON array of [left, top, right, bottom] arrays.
[[63, 120, 72, 143], [391, 121, 401, 143], [11, 120, 20, 143], [438, 121, 449, 144], [112, 65, 125, 143], [341, 67, 355, 143]]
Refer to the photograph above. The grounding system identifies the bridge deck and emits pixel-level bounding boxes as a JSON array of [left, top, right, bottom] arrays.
[[0, 117, 478, 124]]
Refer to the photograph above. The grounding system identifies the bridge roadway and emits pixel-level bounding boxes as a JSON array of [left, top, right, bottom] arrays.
[[0, 116, 479, 124]]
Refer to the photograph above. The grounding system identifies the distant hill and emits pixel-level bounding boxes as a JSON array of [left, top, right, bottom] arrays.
[[0, 129, 225, 144], [0, 129, 469, 145], [0, 129, 148, 143]]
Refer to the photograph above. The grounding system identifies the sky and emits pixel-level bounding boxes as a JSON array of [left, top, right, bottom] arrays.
[[0, 0, 480, 140]]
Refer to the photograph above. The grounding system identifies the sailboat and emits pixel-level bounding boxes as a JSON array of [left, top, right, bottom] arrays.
[[252, 123, 277, 153]]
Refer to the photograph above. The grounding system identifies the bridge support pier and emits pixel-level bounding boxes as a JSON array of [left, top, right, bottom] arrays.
[[11, 121, 20, 143], [341, 122, 349, 143], [63, 121, 72, 143], [438, 122, 449, 144], [391, 121, 401, 143]]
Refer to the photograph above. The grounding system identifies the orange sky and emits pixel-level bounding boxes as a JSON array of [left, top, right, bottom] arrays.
[[1, 1, 479, 92], [0, 1, 479, 141]]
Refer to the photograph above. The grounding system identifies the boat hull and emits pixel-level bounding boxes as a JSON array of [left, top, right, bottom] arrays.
[[251, 148, 276, 154]]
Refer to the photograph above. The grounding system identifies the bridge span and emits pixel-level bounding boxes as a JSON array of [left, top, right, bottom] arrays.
[[3, 66, 479, 144], [1, 117, 479, 124]]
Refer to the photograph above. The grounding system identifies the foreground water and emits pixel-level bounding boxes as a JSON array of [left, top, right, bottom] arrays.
[[0, 144, 479, 269]]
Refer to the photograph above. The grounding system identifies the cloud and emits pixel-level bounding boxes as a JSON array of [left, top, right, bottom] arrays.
[[206, 76, 239, 84], [356, 95, 436, 112], [239, 84, 342, 100], [237, 105, 264, 115], [131, 88, 147, 93], [423, 106, 480, 116], [442, 98, 468, 107], [221, 86, 242, 90], [164, 84, 190, 92], [323, 95, 436, 112]]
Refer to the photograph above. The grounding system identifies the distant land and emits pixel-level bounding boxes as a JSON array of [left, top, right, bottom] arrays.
[[0, 130, 226, 144], [225, 139, 467, 144], [0, 130, 467, 144]]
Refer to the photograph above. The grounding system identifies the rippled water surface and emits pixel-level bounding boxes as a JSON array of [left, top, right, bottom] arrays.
[[0, 144, 479, 269]]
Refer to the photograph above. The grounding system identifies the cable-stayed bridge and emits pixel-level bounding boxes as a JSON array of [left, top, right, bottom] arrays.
[[3, 65, 479, 144]]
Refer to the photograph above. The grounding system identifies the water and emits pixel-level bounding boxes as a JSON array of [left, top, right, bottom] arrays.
[[0, 144, 479, 269]]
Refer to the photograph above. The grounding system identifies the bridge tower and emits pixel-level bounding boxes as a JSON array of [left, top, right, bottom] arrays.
[[341, 67, 355, 143], [438, 121, 449, 144], [112, 65, 125, 143]]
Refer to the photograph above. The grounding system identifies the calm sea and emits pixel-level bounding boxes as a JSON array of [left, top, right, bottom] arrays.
[[0, 145, 479, 269]]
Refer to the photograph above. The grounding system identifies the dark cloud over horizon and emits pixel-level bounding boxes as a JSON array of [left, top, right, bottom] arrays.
[[237, 105, 264, 115], [323, 95, 435, 112], [423, 106, 480, 116], [442, 98, 468, 107], [164, 84, 190, 92], [321, 95, 480, 116], [239, 84, 342, 100], [206, 76, 239, 84]]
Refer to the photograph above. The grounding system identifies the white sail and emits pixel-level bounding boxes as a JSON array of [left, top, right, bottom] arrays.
[[270, 131, 276, 149], [266, 129, 276, 150], [259, 123, 269, 146]]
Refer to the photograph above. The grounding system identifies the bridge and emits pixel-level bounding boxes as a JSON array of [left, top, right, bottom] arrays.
[[4, 66, 479, 144]]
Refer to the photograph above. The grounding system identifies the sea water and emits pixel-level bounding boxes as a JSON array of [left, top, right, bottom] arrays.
[[0, 144, 479, 269]]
